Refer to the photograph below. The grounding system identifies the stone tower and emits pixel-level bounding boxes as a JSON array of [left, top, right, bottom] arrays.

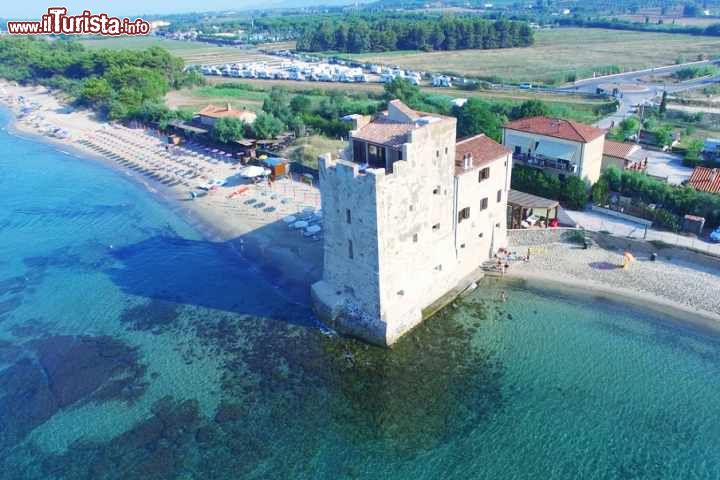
[[312, 100, 511, 346]]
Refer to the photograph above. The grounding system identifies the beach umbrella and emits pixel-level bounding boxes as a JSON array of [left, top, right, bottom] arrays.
[[291, 220, 309, 229], [304, 225, 322, 235], [282, 215, 297, 224]]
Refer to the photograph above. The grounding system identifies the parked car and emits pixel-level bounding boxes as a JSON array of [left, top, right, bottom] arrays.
[[710, 226, 720, 243]]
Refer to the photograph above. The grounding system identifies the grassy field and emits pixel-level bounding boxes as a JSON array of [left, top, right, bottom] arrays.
[[282, 136, 347, 169], [191, 77, 613, 123], [79, 37, 279, 66], [346, 28, 720, 84]]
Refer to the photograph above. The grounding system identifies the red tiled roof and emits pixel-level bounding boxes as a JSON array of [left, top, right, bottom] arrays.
[[352, 117, 416, 148], [198, 104, 256, 122], [603, 140, 641, 159], [455, 134, 510, 175], [503, 116, 605, 143], [688, 166, 720, 194], [352, 100, 454, 147]]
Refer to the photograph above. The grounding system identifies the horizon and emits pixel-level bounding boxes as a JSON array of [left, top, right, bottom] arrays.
[[2, 0, 366, 20]]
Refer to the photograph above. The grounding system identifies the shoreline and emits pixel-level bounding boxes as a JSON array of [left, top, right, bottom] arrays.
[[0, 82, 324, 299], [504, 271, 720, 336], [3, 81, 720, 336]]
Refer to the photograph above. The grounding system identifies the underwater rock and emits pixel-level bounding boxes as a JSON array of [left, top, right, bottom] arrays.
[[0, 358, 58, 449], [32, 335, 145, 408], [0, 335, 147, 452], [119, 299, 181, 334], [214, 402, 247, 424], [40, 396, 204, 480]]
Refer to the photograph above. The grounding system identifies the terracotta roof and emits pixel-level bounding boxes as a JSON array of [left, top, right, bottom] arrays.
[[503, 116, 605, 143], [603, 140, 641, 159], [198, 104, 256, 123], [455, 134, 510, 175], [688, 166, 720, 194], [352, 100, 453, 148], [352, 116, 416, 148]]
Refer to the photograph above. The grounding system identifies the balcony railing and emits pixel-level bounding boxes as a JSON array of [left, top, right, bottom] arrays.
[[513, 153, 578, 174]]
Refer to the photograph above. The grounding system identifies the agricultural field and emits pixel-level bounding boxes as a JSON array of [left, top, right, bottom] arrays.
[[169, 77, 614, 124], [346, 28, 720, 85], [79, 36, 278, 66], [616, 14, 720, 27]]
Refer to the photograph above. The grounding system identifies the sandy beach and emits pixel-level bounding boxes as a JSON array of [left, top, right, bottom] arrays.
[[0, 81, 324, 291], [3, 80, 720, 327], [505, 239, 720, 327]]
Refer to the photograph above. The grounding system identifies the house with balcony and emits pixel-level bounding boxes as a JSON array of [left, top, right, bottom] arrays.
[[502, 116, 606, 184], [312, 100, 511, 346]]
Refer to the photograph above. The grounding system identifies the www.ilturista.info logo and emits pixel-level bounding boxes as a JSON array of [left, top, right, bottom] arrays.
[[7, 8, 151, 35]]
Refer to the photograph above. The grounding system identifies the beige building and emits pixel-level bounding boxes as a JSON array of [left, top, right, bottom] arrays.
[[602, 140, 644, 171], [502, 117, 606, 184], [312, 100, 511, 346], [197, 103, 257, 127]]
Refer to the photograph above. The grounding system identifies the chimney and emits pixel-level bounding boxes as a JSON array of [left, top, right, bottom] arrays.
[[464, 153, 472, 170], [226, 103, 232, 111]]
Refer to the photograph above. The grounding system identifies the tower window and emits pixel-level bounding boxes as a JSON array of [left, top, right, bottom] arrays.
[[433, 186, 440, 195], [497, 189, 502, 202], [413, 233, 418, 243], [480, 198, 489, 210], [432, 223, 440, 232], [346, 209, 352, 224], [458, 207, 471, 223], [478, 167, 490, 182], [348, 240, 354, 259]]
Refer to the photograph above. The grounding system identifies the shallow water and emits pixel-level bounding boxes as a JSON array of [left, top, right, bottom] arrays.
[[1, 108, 719, 479]]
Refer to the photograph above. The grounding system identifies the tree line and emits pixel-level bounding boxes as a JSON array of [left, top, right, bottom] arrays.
[[296, 17, 533, 53], [0, 36, 203, 123]]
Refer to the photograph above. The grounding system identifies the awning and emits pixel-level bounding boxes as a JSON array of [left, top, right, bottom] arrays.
[[504, 133, 533, 151], [507, 189, 559, 209], [535, 141, 576, 161]]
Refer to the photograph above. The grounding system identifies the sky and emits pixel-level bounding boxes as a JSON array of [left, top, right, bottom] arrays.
[[3, 0, 361, 19]]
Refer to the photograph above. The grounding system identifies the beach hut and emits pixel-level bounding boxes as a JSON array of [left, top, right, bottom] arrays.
[[262, 157, 289, 179]]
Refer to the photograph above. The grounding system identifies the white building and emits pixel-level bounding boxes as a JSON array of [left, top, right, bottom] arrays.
[[312, 100, 512, 346], [502, 116, 606, 184]]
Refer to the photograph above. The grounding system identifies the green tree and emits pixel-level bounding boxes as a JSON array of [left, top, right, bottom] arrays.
[[383, 77, 422, 106], [509, 100, 549, 120], [252, 112, 285, 139], [290, 95, 313, 115], [212, 117, 246, 144], [560, 176, 589, 210], [655, 125, 674, 147], [452, 97, 503, 141], [78, 77, 112, 107], [659, 90, 668, 116], [592, 177, 610, 205]]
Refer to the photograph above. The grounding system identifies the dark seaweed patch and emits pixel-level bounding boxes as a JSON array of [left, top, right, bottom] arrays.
[[119, 299, 181, 334]]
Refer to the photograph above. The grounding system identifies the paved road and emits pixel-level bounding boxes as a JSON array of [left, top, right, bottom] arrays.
[[557, 62, 717, 185], [564, 209, 720, 256], [641, 149, 694, 184]]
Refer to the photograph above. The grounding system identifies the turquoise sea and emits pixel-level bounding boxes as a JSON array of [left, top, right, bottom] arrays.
[[1, 106, 720, 479]]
